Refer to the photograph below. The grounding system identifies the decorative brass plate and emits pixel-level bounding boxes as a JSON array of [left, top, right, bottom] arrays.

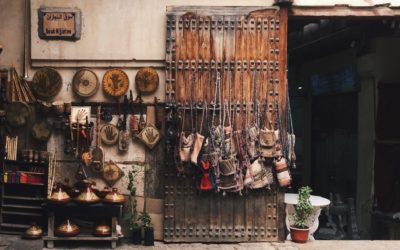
[[5, 101, 30, 127], [137, 123, 161, 149], [31, 67, 62, 100], [102, 160, 124, 187], [135, 67, 159, 94], [100, 124, 119, 145], [72, 68, 99, 97], [102, 69, 129, 97]]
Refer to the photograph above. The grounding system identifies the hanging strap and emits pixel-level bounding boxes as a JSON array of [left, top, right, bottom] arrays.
[[211, 71, 221, 128], [190, 68, 196, 133], [199, 101, 207, 134]]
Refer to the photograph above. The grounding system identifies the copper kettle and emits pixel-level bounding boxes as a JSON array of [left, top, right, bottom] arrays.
[[74, 182, 100, 204], [103, 188, 126, 204], [93, 221, 111, 236], [48, 185, 71, 204], [24, 223, 43, 239], [55, 219, 80, 237]]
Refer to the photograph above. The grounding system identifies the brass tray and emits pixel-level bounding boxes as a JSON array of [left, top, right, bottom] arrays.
[[102, 68, 129, 97], [135, 67, 159, 94], [72, 68, 99, 97], [31, 67, 62, 100]]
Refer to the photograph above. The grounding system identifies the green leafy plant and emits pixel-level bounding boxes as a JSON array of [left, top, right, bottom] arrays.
[[293, 186, 313, 229], [125, 168, 139, 231], [138, 211, 152, 229], [128, 169, 137, 196]]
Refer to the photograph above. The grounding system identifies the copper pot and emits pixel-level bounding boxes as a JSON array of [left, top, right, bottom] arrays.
[[74, 182, 100, 204], [48, 186, 71, 204], [39, 151, 49, 163], [24, 223, 43, 239], [103, 188, 126, 204], [93, 221, 111, 237], [52, 101, 65, 115], [55, 219, 80, 237]]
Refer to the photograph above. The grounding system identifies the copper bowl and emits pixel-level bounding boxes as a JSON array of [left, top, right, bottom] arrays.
[[55, 219, 80, 237], [103, 188, 126, 204], [48, 187, 71, 204], [93, 222, 111, 237], [24, 223, 43, 239]]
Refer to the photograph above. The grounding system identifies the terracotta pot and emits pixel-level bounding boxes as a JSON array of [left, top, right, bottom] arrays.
[[290, 226, 309, 243]]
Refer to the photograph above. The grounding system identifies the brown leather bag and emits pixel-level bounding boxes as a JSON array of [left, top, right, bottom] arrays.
[[274, 157, 291, 187], [259, 128, 276, 158], [244, 158, 274, 189], [218, 157, 237, 176]]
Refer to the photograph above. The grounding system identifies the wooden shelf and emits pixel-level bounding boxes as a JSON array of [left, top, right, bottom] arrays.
[[43, 235, 118, 241], [17, 171, 45, 175], [2, 211, 43, 217], [375, 139, 400, 145], [0, 222, 30, 229], [1, 159, 48, 235], [4, 182, 45, 186], [3, 159, 47, 167], [3, 195, 45, 201], [2, 204, 42, 210]]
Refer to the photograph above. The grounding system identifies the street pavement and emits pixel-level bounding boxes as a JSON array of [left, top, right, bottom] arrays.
[[1, 235, 400, 250]]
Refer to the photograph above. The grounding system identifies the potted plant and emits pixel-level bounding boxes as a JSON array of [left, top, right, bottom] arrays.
[[126, 169, 141, 244], [138, 211, 154, 246], [290, 186, 313, 243]]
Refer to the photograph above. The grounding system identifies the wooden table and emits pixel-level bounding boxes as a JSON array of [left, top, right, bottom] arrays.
[[43, 202, 123, 249], [284, 193, 330, 240]]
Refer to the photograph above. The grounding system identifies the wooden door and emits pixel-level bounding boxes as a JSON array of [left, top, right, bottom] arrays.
[[164, 6, 288, 242]]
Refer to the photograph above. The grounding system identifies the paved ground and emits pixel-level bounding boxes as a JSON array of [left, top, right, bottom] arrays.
[[1, 235, 400, 250]]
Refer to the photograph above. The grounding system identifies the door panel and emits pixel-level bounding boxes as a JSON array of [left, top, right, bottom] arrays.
[[164, 6, 288, 242]]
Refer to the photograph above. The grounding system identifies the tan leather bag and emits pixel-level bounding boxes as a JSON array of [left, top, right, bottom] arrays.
[[245, 158, 274, 189], [179, 132, 194, 162], [190, 133, 205, 164]]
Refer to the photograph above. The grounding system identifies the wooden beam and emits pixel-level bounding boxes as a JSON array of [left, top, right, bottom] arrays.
[[167, 6, 279, 16], [289, 6, 400, 19]]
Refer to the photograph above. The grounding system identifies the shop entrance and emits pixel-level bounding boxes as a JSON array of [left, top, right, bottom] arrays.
[[287, 16, 400, 239]]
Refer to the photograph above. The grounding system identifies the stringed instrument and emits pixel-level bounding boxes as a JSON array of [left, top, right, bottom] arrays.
[[129, 90, 139, 137], [92, 106, 104, 172], [118, 95, 130, 152], [75, 111, 88, 180], [81, 116, 93, 167]]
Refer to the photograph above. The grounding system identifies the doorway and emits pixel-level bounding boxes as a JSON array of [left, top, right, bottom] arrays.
[[287, 17, 399, 239]]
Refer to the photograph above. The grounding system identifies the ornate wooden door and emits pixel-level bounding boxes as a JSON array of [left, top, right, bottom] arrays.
[[164, 6, 288, 242]]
